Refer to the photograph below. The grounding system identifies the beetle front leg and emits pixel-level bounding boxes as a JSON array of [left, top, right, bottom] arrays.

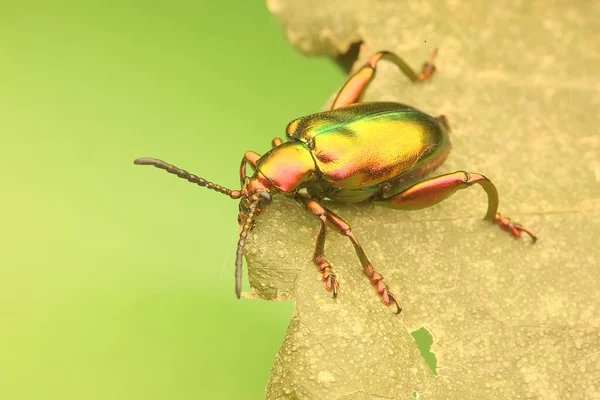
[[298, 198, 340, 297], [332, 49, 437, 110], [239, 151, 261, 184], [239, 140, 284, 184], [375, 171, 537, 242]]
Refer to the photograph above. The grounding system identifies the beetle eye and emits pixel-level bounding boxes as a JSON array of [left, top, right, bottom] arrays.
[[259, 191, 272, 204]]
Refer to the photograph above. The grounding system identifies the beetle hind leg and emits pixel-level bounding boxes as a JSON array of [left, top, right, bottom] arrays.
[[374, 171, 537, 242]]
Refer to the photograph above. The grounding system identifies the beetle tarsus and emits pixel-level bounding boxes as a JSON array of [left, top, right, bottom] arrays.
[[299, 198, 344, 300], [369, 270, 401, 314], [320, 263, 340, 298], [418, 48, 438, 81], [494, 213, 537, 243]]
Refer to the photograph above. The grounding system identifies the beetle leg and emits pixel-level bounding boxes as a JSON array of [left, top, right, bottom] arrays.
[[298, 197, 340, 297], [298, 196, 401, 311], [324, 208, 402, 313], [332, 49, 438, 110], [239, 151, 261, 185], [374, 171, 537, 242], [239, 140, 283, 183], [240, 140, 284, 184]]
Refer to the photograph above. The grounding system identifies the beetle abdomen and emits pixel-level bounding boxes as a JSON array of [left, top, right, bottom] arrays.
[[288, 102, 450, 190]]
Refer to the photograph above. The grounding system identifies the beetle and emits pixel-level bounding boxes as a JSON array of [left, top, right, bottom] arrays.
[[134, 49, 536, 313]]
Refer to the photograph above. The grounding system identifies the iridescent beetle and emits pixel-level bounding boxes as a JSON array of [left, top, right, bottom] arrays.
[[135, 50, 536, 313]]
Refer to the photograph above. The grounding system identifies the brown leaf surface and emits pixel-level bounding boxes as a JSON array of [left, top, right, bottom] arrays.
[[247, 1, 600, 398]]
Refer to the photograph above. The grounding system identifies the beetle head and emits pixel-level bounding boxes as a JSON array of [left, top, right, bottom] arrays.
[[237, 174, 276, 223], [231, 176, 277, 298]]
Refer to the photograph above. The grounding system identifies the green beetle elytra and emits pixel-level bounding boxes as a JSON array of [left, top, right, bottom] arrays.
[[135, 49, 536, 313]]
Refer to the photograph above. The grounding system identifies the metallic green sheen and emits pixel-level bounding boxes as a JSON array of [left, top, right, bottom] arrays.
[[284, 102, 451, 203]]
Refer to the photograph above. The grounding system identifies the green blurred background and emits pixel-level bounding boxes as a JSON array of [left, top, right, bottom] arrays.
[[0, 2, 343, 398]]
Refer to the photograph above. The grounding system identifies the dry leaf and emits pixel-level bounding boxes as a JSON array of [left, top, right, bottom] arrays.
[[246, 1, 600, 398]]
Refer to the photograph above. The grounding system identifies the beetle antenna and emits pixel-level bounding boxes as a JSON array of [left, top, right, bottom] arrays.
[[235, 199, 259, 298], [134, 157, 241, 199]]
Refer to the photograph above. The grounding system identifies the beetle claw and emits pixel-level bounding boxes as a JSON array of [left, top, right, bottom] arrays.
[[323, 271, 340, 298], [388, 291, 402, 314], [383, 289, 402, 314], [331, 278, 340, 299]]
